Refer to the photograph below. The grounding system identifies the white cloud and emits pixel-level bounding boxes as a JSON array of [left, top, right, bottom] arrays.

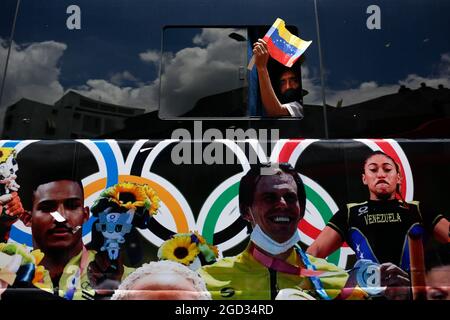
[[326, 82, 399, 107], [78, 28, 248, 115], [440, 53, 450, 71], [159, 28, 247, 116], [325, 53, 450, 107], [75, 79, 157, 111], [139, 50, 160, 64], [76, 28, 247, 115], [0, 39, 66, 108], [109, 71, 139, 86], [0, 38, 159, 115]]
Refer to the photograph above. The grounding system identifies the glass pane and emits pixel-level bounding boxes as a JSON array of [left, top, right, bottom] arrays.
[[1, 0, 323, 139], [1, 0, 159, 138], [318, 0, 450, 138], [159, 27, 248, 118]]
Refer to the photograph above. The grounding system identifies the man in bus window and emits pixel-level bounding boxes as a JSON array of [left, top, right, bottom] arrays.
[[253, 39, 304, 118]]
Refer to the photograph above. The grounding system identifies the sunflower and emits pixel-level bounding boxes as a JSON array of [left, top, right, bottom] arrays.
[[158, 232, 220, 267], [142, 184, 160, 215], [102, 182, 148, 210], [158, 235, 200, 266]]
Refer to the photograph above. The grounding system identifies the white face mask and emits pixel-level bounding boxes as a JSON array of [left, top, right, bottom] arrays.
[[250, 224, 301, 256]]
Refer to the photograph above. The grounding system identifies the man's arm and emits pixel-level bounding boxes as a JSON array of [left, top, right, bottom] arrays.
[[417, 201, 448, 243], [253, 39, 290, 117], [306, 226, 344, 258]]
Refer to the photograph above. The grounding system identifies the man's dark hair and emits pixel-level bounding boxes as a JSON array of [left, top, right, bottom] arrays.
[[16, 141, 97, 211], [275, 67, 300, 91], [30, 179, 85, 210], [239, 162, 307, 220], [363, 150, 400, 173]]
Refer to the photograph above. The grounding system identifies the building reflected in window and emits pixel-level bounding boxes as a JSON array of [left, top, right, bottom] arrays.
[[1, 91, 145, 139]]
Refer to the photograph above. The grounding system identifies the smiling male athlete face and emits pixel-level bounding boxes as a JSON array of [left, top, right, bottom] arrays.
[[246, 172, 302, 243]]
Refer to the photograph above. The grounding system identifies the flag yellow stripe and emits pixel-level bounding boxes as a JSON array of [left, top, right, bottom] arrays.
[[278, 23, 302, 48], [273, 18, 284, 29]]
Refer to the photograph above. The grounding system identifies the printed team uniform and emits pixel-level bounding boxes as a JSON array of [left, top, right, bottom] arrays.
[[34, 248, 134, 300], [327, 199, 444, 271], [199, 243, 364, 300]]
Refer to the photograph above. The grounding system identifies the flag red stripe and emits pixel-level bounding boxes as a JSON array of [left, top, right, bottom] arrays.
[[264, 36, 292, 66]]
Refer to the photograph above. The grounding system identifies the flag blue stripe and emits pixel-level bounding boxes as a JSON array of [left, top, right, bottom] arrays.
[[268, 28, 299, 57]]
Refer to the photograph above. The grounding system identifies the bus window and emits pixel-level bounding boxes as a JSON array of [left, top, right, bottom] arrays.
[[160, 25, 316, 121]]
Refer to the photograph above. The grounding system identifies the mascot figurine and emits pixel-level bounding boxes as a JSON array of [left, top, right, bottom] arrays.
[[91, 182, 160, 261]]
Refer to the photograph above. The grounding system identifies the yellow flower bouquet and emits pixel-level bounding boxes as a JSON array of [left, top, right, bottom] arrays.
[[93, 182, 160, 214], [91, 181, 160, 228], [157, 231, 219, 270]]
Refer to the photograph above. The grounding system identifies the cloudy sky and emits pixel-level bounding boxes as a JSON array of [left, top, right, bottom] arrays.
[[159, 28, 247, 116], [1, 0, 449, 118]]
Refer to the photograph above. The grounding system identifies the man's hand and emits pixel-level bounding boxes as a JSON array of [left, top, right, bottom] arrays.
[[253, 39, 270, 69], [87, 251, 124, 296], [380, 262, 411, 300], [0, 192, 26, 228], [4, 192, 24, 218], [0, 176, 20, 193]]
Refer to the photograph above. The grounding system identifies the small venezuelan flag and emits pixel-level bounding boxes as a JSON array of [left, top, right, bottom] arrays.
[[263, 18, 312, 67]]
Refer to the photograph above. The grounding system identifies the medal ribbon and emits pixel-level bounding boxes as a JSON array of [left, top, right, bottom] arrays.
[[249, 244, 334, 300]]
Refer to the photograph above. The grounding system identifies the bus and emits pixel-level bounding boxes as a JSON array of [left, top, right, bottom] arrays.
[[0, 0, 449, 303]]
